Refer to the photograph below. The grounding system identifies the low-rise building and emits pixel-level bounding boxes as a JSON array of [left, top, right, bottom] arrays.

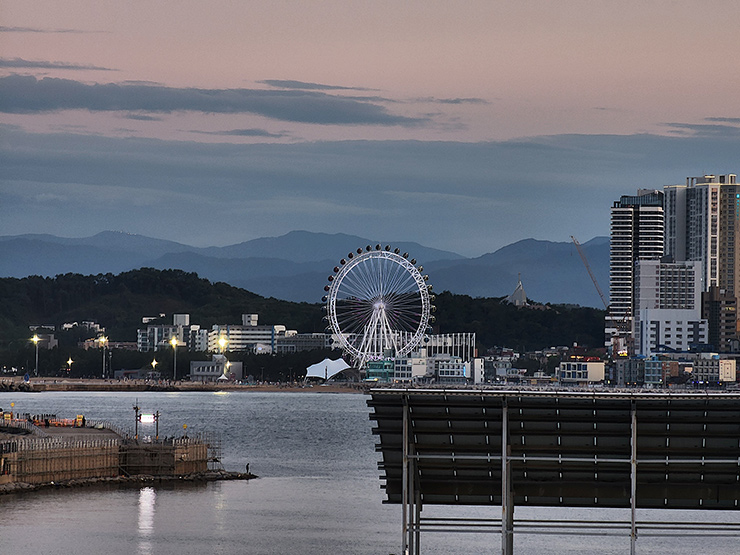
[[366, 360, 395, 382], [275, 332, 331, 353], [392, 354, 429, 382], [483, 358, 513, 382], [189, 355, 243, 383], [435, 356, 468, 385], [691, 355, 736, 384], [557, 359, 605, 384], [209, 314, 289, 354]]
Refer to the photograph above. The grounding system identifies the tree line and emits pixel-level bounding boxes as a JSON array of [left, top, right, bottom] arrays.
[[0, 269, 606, 378]]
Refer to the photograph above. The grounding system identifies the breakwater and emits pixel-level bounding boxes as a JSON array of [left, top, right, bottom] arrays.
[[0, 417, 244, 494], [1, 377, 364, 393]]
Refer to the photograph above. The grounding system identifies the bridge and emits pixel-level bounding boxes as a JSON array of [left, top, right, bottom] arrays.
[[367, 388, 740, 555]]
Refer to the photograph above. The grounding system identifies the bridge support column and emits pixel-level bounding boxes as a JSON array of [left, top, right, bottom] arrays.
[[402, 396, 409, 554], [630, 401, 637, 555], [402, 397, 420, 555], [502, 400, 514, 555]]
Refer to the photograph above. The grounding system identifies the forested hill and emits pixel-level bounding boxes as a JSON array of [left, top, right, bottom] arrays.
[[0, 268, 324, 341], [432, 291, 605, 353], [0, 269, 606, 351]]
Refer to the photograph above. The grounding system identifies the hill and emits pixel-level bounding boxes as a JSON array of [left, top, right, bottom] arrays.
[[0, 269, 323, 342], [0, 231, 608, 306], [0, 269, 605, 353]]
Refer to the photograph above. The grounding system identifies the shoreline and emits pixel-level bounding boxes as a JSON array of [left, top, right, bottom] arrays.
[[0, 378, 366, 394], [0, 469, 254, 496]]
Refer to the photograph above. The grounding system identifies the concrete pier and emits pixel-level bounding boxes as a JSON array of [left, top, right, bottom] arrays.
[[0, 417, 234, 493]]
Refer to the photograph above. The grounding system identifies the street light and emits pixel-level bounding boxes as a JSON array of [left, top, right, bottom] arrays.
[[67, 357, 73, 376], [98, 336, 108, 379], [170, 336, 178, 381], [218, 335, 228, 353], [30, 334, 40, 376]]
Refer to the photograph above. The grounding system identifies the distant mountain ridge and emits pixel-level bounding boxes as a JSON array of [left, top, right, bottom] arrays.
[[0, 231, 609, 307]]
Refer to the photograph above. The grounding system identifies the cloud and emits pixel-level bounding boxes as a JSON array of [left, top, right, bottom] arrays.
[[0, 26, 86, 34], [122, 113, 164, 121], [0, 58, 116, 71], [0, 75, 428, 126], [259, 79, 374, 91], [415, 96, 489, 105], [190, 128, 289, 138], [1, 125, 738, 255], [706, 117, 740, 124], [662, 120, 740, 138], [436, 98, 489, 105]]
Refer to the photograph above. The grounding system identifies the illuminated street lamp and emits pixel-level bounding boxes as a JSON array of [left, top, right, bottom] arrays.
[[218, 335, 228, 353], [30, 334, 40, 376], [170, 336, 179, 381], [98, 336, 108, 379], [151, 358, 158, 371], [67, 357, 73, 376]]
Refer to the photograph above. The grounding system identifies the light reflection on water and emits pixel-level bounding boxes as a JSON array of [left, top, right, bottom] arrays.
[[137, 487, 155, 555], [1, 391, 738, 554]]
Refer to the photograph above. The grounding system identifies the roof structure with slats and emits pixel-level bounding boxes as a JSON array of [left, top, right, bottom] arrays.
[[368, 388, 740, 510]]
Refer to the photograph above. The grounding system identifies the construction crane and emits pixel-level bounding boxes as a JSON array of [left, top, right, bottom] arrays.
[[571, 236, 632, 358], [571, 236, 608, 310]]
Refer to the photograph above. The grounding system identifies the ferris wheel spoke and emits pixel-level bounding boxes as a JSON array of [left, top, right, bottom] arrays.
[[385, 261, 412, 294], [338, 272, 374, 300], [389, 291, 422, 307], [336, 307, 373, 328], [367, 259, 384, 299]]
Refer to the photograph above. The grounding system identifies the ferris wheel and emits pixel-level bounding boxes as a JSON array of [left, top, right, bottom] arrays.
[[323, 245, 435, 368]]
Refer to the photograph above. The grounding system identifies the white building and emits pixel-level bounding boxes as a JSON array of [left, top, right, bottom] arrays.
[[391, 348, 484, 384], [276, 332, 332, 353], [635, 311, 707, 356], [137, 324, 179, 352], [424, 333, 477, 361], [393, 352, 431, 382], [470, 358, 485, 384], [435, 355, 468, 384], [556, 360, 605, 384], [208, 314, 289, 354], [189, 355, 244, 383], [186, 325, 209, 352], [633, 259, 708, 356]]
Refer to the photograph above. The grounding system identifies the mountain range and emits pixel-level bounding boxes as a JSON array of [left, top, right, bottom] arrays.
[[0, 231, 609, 307]]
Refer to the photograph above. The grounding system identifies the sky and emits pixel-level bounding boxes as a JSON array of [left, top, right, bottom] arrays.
[[1, 0, 739, 257]]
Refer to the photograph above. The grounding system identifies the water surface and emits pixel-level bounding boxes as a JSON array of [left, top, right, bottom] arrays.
[[1, 391, 736, 554]]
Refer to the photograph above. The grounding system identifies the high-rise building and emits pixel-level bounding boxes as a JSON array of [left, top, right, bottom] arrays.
[[606, 189, 664, 351], [664, 174, 739, 337], [665, 174, 739, 292]]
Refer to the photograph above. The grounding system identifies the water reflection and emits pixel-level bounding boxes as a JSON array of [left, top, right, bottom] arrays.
[[137, 487, 156, 555]]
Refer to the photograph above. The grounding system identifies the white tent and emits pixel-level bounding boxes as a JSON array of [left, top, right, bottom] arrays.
[[305, 358, 351, 381]]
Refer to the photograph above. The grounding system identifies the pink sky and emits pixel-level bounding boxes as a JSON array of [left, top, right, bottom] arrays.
[[3, 0, 739, 143], [1, 1, 739, 256]]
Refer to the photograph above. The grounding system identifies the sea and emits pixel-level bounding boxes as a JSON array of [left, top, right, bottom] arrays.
[[0, 390, 737, 554]]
